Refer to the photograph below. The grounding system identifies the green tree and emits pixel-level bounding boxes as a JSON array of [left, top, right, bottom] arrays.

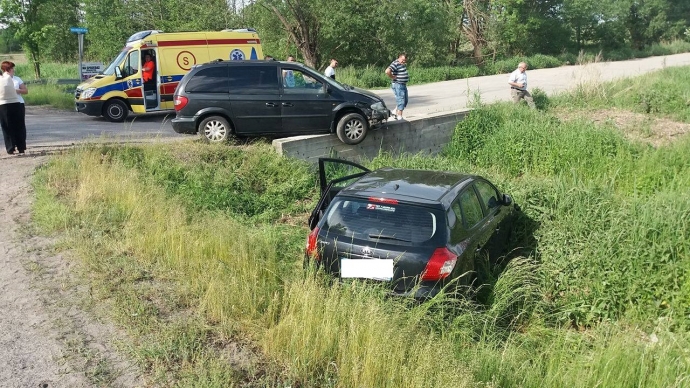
[[246, 0, 453, 68], [83, 0, 238, 62], [41, 0, 79, 62], [0, 0, 51, 78], [562, 0, 599, 51]]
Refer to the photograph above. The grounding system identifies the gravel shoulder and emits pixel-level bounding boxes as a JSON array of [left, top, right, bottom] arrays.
[[0, 153, 144, 387]]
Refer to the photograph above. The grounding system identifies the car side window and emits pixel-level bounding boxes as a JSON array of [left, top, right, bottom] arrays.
[[186, 67, 229, 93], [457, 188, 484, 228], [230, 66, 279, 94], [474, 180, 501, 215], [282, 69, 323, 94]]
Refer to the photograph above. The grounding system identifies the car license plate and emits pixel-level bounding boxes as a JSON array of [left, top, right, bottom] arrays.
[[340, 258, 393, 281]]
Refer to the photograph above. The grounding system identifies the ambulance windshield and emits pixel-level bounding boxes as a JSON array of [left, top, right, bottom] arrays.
[[103, 49, 129, 76]]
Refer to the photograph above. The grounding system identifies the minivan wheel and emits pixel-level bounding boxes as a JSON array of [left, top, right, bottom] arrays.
[[103, 99, 128, 122], [336, 113, 368, 145], [198, 116, 232, 143]]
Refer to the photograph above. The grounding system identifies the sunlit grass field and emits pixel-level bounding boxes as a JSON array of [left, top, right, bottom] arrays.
[[30, 67, 690, 386]]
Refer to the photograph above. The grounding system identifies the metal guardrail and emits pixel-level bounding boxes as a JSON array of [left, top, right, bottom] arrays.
[[25, 78, 81, 85]]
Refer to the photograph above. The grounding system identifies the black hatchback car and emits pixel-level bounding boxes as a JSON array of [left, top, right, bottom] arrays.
[[172, 60, 390, 145], [306, 158, 519, 299]]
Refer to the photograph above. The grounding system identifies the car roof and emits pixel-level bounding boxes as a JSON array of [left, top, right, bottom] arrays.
[[339, 168, 474, 204]]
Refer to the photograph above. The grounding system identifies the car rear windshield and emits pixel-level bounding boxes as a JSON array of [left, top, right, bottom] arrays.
[[322, 198, 444, 245]]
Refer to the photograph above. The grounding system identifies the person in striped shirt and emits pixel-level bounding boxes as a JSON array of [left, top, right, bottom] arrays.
[[385, 53, 409, 120]]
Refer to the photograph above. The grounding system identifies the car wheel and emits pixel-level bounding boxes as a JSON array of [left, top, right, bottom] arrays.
[[336, 113, 368, 145], [103, 99, 128, 122], [198, 116, 232, 143]]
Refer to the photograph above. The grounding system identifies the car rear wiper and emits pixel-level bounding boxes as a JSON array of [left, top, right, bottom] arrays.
[[368, 233, 411, 242]]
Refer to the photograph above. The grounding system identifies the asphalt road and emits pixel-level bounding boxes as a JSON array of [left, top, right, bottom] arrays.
[[22, 52, 690, 149]]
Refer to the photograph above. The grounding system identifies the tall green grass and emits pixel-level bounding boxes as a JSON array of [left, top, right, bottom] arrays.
[[30, 65, 690, 385]]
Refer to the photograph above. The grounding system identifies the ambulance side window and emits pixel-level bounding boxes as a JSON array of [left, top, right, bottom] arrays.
[[122, 51, 140, 78]]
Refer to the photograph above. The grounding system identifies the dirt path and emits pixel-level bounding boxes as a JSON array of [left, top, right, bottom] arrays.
[[0, 153, 144, 387]]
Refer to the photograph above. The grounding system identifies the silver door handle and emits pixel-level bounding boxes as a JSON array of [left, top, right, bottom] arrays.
[[266, 102, 278, 107]]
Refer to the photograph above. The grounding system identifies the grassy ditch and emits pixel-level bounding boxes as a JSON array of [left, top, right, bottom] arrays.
[[31, 70, 690, 386]]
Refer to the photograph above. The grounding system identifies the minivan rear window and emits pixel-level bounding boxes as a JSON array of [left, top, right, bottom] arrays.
[[322, 198, 442, 244], [185, 67, 229, 93]]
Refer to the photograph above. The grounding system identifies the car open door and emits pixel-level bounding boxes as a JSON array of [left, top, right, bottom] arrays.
[[308, 158, 370, 230]]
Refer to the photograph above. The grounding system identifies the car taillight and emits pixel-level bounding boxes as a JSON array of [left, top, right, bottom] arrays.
[[421, 248, 457, 281], [305, 227, 321, 261], [174, 95, 188, 111]]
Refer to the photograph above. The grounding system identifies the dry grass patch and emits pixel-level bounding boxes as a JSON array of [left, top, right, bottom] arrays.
[[555, 107, 690, 146]]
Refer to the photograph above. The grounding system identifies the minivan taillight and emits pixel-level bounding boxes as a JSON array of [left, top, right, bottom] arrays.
[[421, 248, 457, 281], [306, 227, 321, 261], [174, 95, 188, 111]]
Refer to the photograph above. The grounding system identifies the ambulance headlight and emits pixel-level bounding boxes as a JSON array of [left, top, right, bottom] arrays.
[[81, 88, 97, 99]]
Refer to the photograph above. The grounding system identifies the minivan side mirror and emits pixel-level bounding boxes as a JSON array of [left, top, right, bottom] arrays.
[[115, 66, 123, 79], [502, 193, 513, 206]]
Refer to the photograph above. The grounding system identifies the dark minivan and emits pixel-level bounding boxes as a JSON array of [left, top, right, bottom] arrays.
[[172, 60, 390, 144], [306, 158, 519, 299]]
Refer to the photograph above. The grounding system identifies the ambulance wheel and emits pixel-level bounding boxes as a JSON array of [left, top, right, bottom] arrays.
[[103, 99, 128, 122], [199, 116, 232, 143]]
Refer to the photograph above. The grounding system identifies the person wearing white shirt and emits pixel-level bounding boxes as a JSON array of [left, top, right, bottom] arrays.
[[508, 62, 535, 109], [0, 61, 23, 154], [324, 58, 337, 80]]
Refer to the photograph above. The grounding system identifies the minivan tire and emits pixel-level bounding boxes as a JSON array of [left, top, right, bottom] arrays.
[[199, 116, 232, 143], [103, 99, 128, 122], [336, 113, 368, 145]]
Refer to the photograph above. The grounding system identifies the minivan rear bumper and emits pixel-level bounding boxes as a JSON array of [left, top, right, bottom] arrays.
[[171, 116, 197, 134]]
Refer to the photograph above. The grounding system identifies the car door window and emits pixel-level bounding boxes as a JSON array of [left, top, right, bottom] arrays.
[[474, 180, 501, 215], [229, 65, 279, 94], [186, 67, 229, 93], [282, 69, 322, 94], [457, 189, 484, 228]]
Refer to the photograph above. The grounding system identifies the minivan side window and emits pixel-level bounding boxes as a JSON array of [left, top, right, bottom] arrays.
[[282, 69, 323, 94], [229, 66, 279, 94], [474, 180, 501, 215], [457, 189, 484, 228], [186, 67, 229, 93]]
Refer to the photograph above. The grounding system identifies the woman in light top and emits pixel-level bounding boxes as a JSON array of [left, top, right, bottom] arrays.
[[0, 60, 23, 155]]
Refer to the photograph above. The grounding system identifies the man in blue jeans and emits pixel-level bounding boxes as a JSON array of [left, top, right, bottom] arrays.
[[385, 53, 409, 120]]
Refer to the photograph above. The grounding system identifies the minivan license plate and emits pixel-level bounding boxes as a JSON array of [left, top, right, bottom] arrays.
[[340, 258, 393, 281]]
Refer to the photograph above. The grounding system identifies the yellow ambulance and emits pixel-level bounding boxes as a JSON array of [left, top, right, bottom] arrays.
[[74, 29, 263, 122]]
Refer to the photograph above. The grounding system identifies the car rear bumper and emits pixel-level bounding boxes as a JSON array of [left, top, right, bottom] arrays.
[[171, 116, 197, 134], [75, 100, 104, 116]]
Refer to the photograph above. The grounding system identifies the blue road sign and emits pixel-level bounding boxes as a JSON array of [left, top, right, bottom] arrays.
[[70, 27, 88, 34]]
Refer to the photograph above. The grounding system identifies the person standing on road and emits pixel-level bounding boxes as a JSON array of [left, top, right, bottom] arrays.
[[283, 55, 296, 88], [325, 58, 337, 80], [508, 62, 536, 109], [385, 53, 409, 120], [10, 63, 27, 153], [0, 61, 23, 155]]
